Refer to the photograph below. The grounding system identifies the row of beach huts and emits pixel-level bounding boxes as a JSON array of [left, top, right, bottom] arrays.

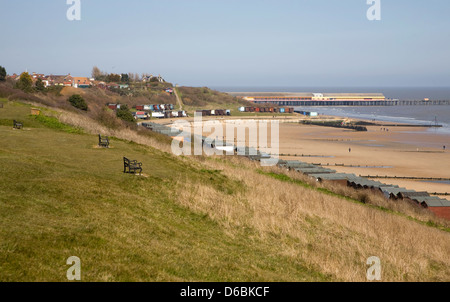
[[135, 111, 188, 119], [195, 109, 231, 116], [140, 121, 450, 220], [238, 106, 294, 113], [107, 103, 188, 120]]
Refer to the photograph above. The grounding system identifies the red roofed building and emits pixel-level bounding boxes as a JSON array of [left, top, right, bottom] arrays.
[[72, 77, 92, 88]]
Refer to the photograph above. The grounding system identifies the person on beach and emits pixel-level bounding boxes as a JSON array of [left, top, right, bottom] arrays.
[[349, 148, 351, 153]]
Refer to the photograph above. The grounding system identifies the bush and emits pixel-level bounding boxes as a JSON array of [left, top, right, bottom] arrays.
[[0, 66, 6, 82], [16, 72, 33, 92], [68, 94, 88, 111], [116, 105, 135, 122]]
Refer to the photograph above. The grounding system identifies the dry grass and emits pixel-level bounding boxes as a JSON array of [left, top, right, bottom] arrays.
[[273, 167, 450, 227], [174, 156, 450, 282]]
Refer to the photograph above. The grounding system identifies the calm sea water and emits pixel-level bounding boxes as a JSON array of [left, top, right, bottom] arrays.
[[214, 87, 450, 135]]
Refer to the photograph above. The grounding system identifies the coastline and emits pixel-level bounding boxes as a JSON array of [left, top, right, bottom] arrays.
[[277, 117, 450, 200], [161, 112, 450, 200]]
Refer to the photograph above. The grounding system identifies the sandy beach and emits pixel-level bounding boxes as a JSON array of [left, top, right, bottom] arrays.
[[278, 122, 450, 199], [162, 114, 450, 199]]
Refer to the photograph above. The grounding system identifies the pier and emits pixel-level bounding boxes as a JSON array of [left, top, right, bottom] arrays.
[[256, 100, 450, 107]]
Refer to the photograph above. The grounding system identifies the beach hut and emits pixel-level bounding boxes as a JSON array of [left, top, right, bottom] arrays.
[[107, 104, 118, 110], [134, 111, 149, 120], [152, 112, 165, 119]]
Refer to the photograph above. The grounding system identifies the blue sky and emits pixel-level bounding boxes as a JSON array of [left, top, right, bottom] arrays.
[[1, 0, 450, 87]]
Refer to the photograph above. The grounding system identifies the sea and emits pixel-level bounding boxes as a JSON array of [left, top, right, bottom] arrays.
[[213, 87, 450, 135]]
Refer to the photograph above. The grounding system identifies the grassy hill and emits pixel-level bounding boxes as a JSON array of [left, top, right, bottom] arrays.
[[0, 98, 449, 282]]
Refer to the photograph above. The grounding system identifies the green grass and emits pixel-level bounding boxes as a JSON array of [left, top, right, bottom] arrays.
[[0, 99, 332, 281]]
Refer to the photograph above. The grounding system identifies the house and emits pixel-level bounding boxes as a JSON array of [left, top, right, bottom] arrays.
[[72, 77, 91, 88], [106, 83, 120, 90], [142, 74, 166, 83], [8, 73, 19, 81], [96, 81, 107, 89], [48, 74, 73, 86]]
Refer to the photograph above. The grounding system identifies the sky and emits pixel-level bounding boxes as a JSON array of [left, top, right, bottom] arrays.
[[1, 0, 450, 87]]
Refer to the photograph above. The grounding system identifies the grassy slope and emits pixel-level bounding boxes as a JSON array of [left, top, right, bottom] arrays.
[[0, 99, 330, 281], [1, 98, 449, 282]]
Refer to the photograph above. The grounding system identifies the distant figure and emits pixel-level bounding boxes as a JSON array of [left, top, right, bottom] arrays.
[[444, 146, 446, 151], [349, 148, 352, 153]]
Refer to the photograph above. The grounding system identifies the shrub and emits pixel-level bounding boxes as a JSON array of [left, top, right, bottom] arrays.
[[116, 105, 135, 122], [68, 94, 88, 111], [0, 66, 6, 82], [35, 78, 45, 92], [16, 72, 33, 92]]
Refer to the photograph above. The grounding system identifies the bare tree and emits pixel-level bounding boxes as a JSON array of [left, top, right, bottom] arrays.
[[91, 66, 103, 80]]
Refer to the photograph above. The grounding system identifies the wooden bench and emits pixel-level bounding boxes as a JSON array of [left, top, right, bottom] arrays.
[[13, 120, 23, 129], [123, 157, 143, 175], [98, 134, 110, 148]]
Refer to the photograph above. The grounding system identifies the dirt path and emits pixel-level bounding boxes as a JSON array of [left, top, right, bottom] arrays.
[[174, 87, 183, 111]]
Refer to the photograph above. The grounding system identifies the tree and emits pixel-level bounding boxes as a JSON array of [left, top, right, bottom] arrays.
[[0, 66, 6, 81], [106, 73, 121, 83], [16, 72, 33, 92], [35, 78, 45, 92], [121, 73, 129, 83], [128, 73, 134, 83], [68, 94, 88, 111], [92, 66, 103, 80], [116, 105, 135, 122]]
